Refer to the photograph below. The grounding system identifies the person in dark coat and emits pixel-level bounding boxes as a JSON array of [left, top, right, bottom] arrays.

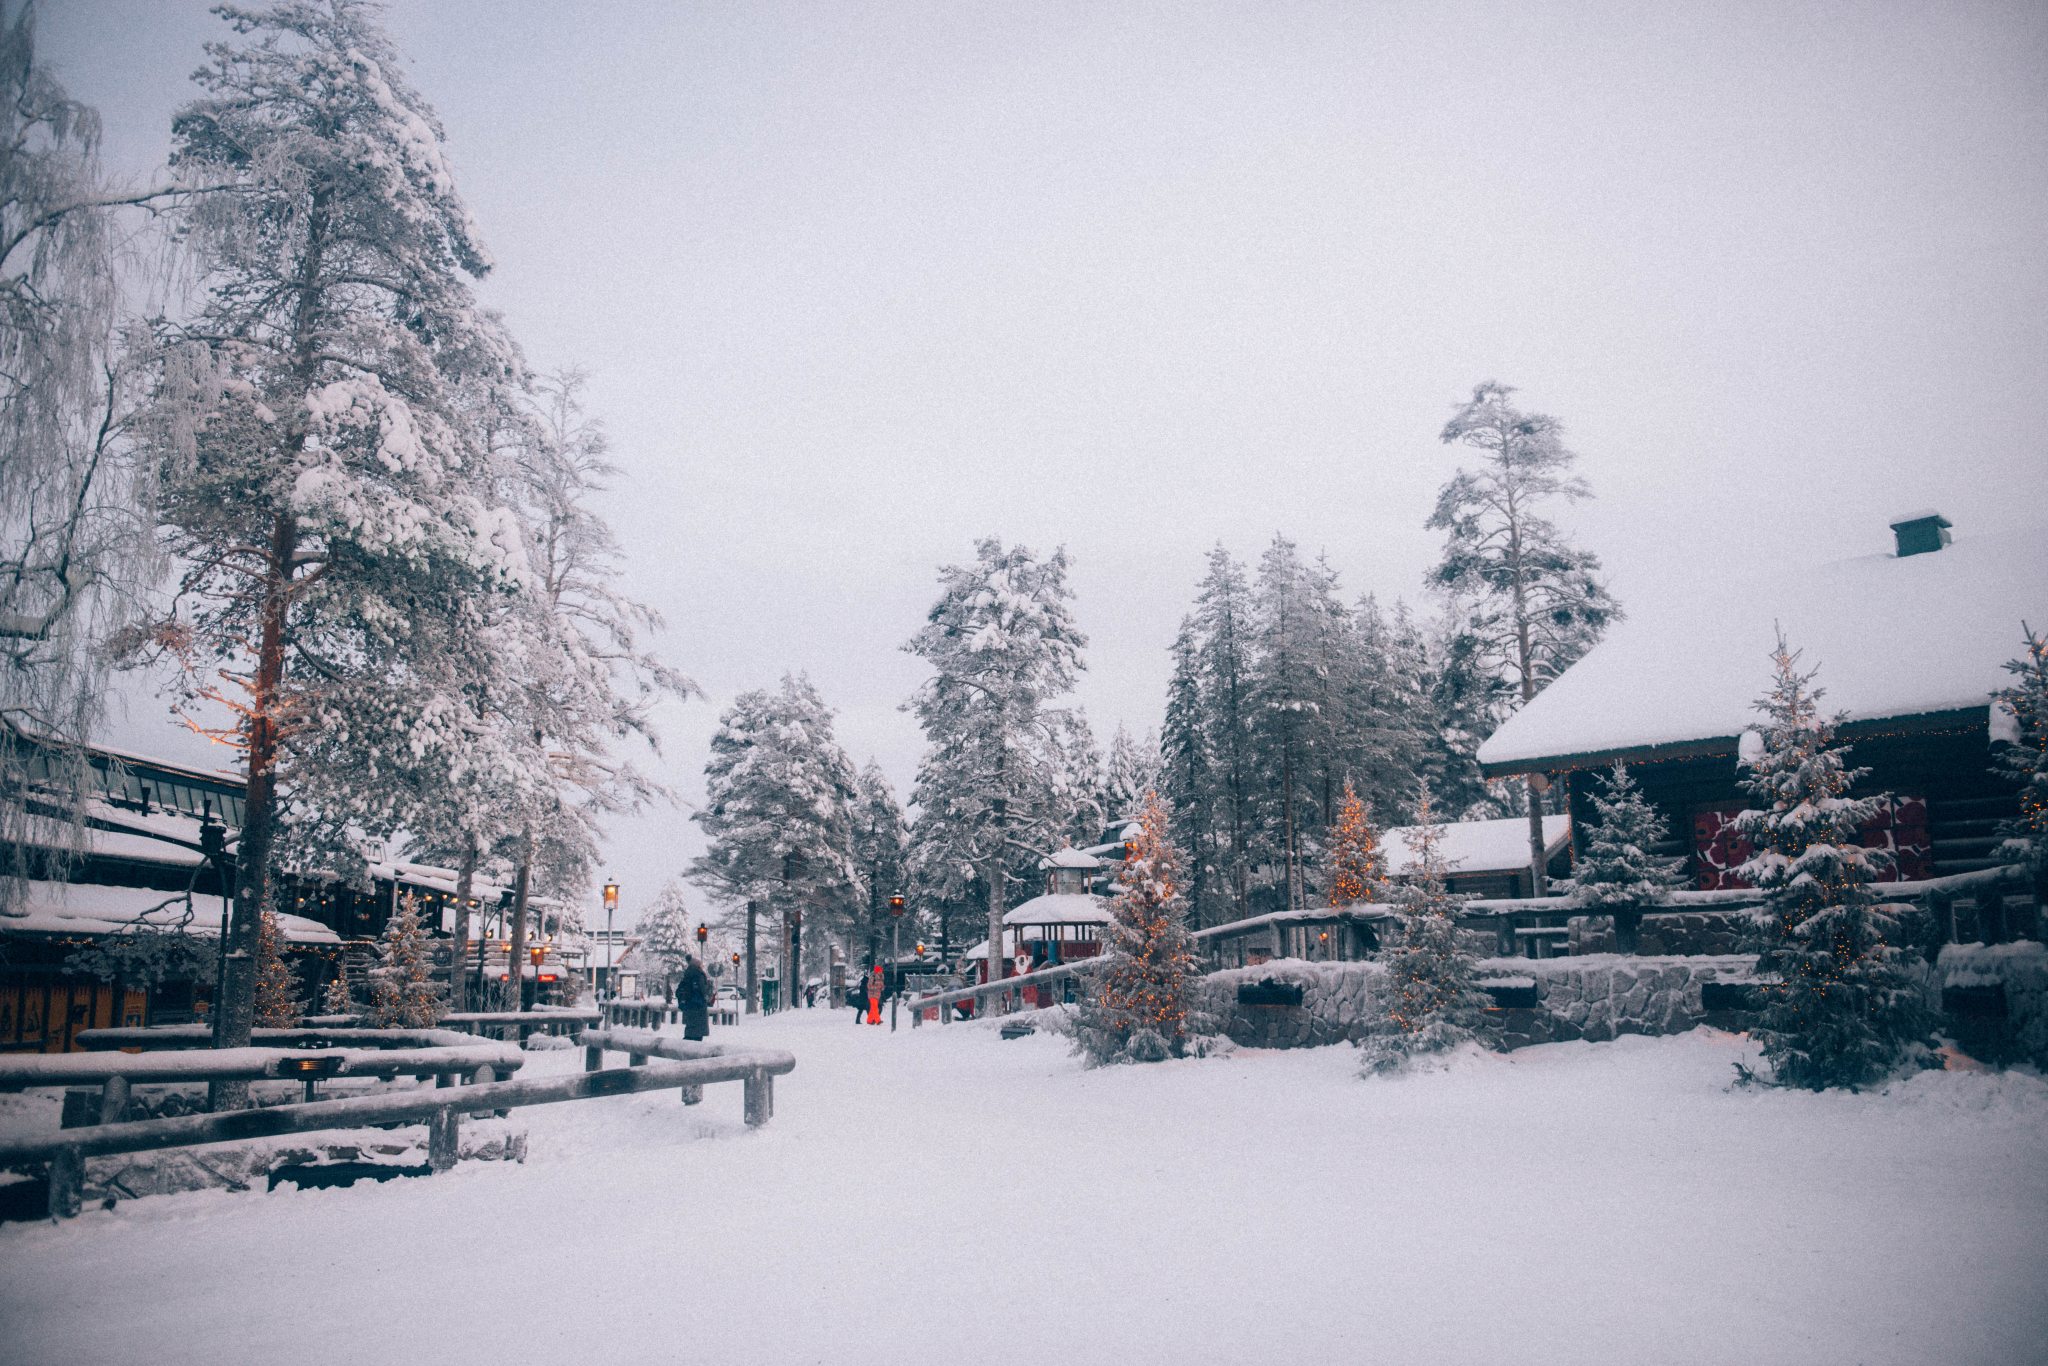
[[677, 956, 712, 1040]]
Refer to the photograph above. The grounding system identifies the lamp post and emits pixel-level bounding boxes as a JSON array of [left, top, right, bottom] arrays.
[[602, 879, 619, 1001], [888, 893, 905, 1032], [694, 922, 708, 1002]]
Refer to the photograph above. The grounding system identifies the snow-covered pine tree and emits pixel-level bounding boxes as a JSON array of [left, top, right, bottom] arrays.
[[636, 879, 695, 997], [1192, 545, 1257, 923], [1733, 637, 1931, 1090], [849, 761, 909, 973], [1105, 724, 1163, 826], [689, 673, 862, 988], [1565, 761, 1686, 948], [1429, 382, 1621, 893], [1250, 535, 1341, 914], [1323, 781, 1385, 906], [252, 908, 298, 1027], [139, 1, 528, 1064], [1990, 624, 2048, 902], [1074, 791, 1200, 1065], [1358, 783, 1496, 1075], [905, 537, 1087, 1002], [366, 893, 445, 1029], [320, 957, 354, 1016], [1161, 620, 1226, 929]]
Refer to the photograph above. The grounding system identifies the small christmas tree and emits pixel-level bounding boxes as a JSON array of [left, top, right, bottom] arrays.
[[253, 909, 299, 1027], [1074, 791, 1201, 1065], [1990, 624, 2048, 890], [320, 957, 355, 1016], [1358, 783, 1496, 1075], [1734, 636, 1931, 1090], [1323, 780, 1386, 906], [1565, 761, 1686, 947], [366, 893, 447, 1029]]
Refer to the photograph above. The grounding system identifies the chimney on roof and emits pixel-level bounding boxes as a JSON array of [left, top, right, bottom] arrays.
[[1888, 510, 1951, 558]]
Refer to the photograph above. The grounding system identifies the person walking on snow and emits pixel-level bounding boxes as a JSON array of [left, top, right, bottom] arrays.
[[678, 956, 712, 1041]]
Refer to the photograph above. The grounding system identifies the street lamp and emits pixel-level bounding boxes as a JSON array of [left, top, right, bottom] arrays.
[[602, 879, 619, 1001], [889, 893, 905, 1031]]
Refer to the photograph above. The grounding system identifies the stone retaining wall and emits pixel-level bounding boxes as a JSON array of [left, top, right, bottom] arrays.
[[1195, 955, 1762, 1052], [1196, 960, 1387, 1049], [1477, 954, 1760, 1049], [1938, 941, 2048, 1066]]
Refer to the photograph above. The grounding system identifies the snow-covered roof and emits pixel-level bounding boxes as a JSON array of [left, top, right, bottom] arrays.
[[959, 930, 1023, 960], [1383, 815, 1571, 878], [1002, 892, 1112, 926], [1, 880, 340, 944], [1477, 527, 2048, 771], [1040, 846, 1103, 870]]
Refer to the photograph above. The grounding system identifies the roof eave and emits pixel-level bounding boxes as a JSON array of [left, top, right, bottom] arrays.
[[1479, 705, 1989, 779]]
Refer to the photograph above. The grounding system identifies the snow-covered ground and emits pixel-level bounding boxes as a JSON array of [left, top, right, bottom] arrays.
[[4, 1011, 2046, 1366]]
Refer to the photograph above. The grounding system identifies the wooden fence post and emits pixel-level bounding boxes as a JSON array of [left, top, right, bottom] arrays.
[[469, 1064, 496, 1120], [584, 1045, 603, 1072], [98, 1076, 129, 1126], [47, 1145, 82, 1220], [743, 1068, 772, 1127], [428, 1107, 459, 1173]]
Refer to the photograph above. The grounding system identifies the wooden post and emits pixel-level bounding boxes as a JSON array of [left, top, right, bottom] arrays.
[[628, 1052, 647, 1067], [427, 1107, 459, 1173], [469, 1064, 496, 1120], [98, 1076, 129, 1126], [743, 1068, 772, 1127], [584, 1045, 602, 1073], [47, 1145, 83, 1219], [681, 1085, 703, 1106]]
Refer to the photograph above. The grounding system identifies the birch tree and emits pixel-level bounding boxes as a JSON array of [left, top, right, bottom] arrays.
[[1428, 381, 1620, 894], [0, 9, 170, 907]]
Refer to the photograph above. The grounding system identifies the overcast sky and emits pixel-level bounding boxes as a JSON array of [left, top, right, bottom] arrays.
[[43, 0, 2048, 924]]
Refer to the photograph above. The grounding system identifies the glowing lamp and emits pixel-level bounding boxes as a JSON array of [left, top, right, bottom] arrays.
[[603, 880, 619, 913], [273, 1054, 345, 1078]]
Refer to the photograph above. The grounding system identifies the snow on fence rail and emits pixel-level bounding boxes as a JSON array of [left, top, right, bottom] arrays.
[[906, 959, 1106, 1023], [577, 1027, 791, 1124], [78, 1025, 492, 1052], [2, 1048, 792, 1221]]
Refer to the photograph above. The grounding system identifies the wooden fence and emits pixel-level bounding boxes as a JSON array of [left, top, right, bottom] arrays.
[[906, 959, 1105, 1024], [6, 1026, 794, 1220]]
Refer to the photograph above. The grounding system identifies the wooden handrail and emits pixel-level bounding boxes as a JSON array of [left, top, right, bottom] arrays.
[[0, 1042, 523, 1090], [13, 1047, 795, 1220]]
